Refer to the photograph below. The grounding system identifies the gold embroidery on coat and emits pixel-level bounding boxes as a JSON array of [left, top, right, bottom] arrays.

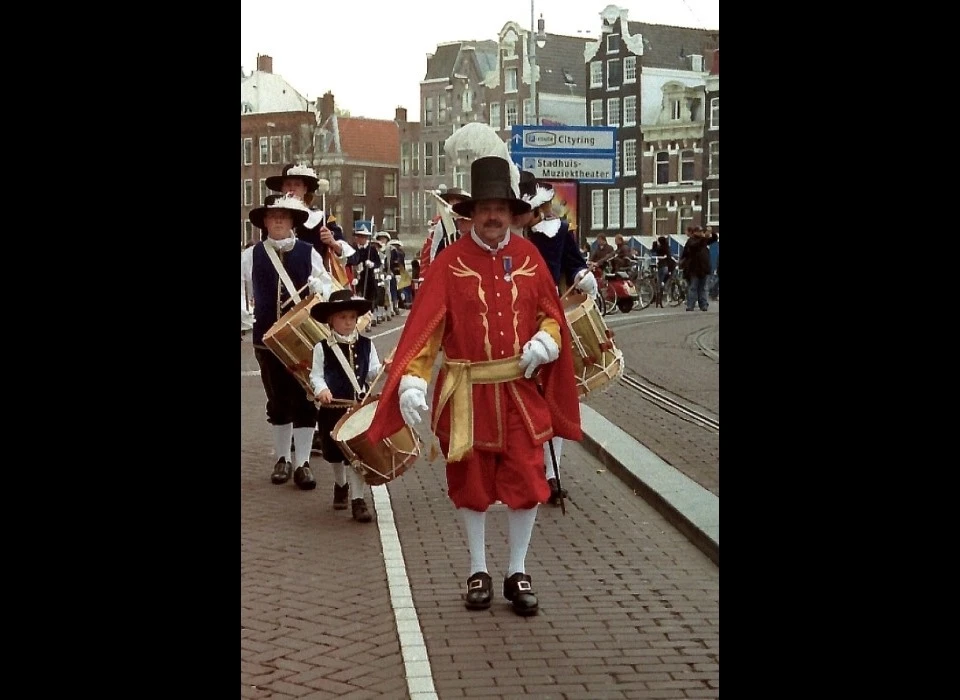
[[508, 256, 538, 355], [449, 258, 492, 359]]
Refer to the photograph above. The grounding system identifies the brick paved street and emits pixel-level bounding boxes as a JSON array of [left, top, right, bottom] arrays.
[[241, 303, 719, 699]]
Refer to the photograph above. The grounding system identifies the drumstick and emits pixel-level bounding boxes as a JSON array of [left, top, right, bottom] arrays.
[[359, 346, 397, 408], [280, 281, 312, 309]]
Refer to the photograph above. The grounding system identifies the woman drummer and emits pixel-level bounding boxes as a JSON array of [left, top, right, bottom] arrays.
[[308, 289, 382, 523]]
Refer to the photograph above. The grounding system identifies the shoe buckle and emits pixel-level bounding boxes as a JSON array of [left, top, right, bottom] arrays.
[[516, 580, 532, 592], [468, 579, 485, 591]]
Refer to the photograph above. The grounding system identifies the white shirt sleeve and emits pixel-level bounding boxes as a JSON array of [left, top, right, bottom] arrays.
[[309, 341, 327, 395], [366, 341, 382, 384], [337, 240, 356, 259], [241, 246, 254, 285]]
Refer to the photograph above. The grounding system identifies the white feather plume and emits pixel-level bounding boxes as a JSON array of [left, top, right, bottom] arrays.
[[444, 123, 520, 197]]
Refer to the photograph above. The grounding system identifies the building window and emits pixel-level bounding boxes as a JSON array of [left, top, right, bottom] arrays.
[[454, 165, 467, 190], [591, 100, 603, 126], [607, 59, 621, 88], [607, 98, 620, 127], [243, 138, 253, 166], [244, 220, 253, 246], [679, 205, 693, 234], [671, 100, 681, 121], [412, 142, 420, 175], [606, 34, 620, 53], [259, 137, 268, 165], [523, 98, 533, 125], [624, 187, 637, 228], [624, 56, 636, 83], [352, 171, 366, 196], [259, 178, 267, 205], [384, 173, 397, 197], [656, 151, 669, 184], [462, 89, 473, 112], [438, 141, 446, 175], [710, 97, 719, 130], [707, 188, 719, 223], [243, 179, 253, 206], [401, 142, 410, 176], [282, 135, 292, 162], [623, 95, 636, 126], [591, 190, 604, 230], [654, 207, 669, 237], [623, 139, 637, 176], [615, 142, 620, 176], [424, 97, 435, 127], [439, 94, 448, 124], [680, 149, 695, 182], [353, 207, 364, 227], [424, 142, 434, 176], [489, 102, 501, 130], [270, 136, 281, 164], [607, 190, 621, 230], [505, 100, 518, 128], [401, 192, 410, 229], [383, 207, 396, 230], [505, 68, 518, 93], [330, 170, 342, 194], [709, 141, 719, 177], [590, 61, 603, 88]]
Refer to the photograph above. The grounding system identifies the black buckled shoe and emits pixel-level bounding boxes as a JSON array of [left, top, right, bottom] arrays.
[[547, 478, 567, 506], [333, 483, 349, 510], [351, 498, 372, 523], [311, 430, 323, 456], [464, 572, 492, 610], [271, 458, 292, 484], [293, 463, 317, 490], [503, 573, 539, 616]]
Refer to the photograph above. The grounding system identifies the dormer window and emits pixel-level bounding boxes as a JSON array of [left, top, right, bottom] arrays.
[[606, 33, 620, 53]]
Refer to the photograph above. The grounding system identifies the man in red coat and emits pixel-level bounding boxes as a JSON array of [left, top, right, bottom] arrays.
[[369, 156, 582, 616]]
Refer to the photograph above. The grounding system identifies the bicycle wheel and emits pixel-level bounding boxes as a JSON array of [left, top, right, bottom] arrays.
[[666, 279, 683, 307], [636, 279, 655, 309]]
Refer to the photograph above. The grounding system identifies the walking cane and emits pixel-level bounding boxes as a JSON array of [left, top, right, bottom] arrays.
[[546, 436, 565, 516]]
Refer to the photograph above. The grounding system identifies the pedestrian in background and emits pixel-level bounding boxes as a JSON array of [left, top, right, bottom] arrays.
[[650, 235, 674, 308], [679, 226, 719, 312]]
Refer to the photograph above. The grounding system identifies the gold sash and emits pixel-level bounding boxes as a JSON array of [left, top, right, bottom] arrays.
[[433, 355, 526, 462]]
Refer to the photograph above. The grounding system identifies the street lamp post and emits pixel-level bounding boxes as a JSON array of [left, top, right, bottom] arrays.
[[529, 1, 546, 125]]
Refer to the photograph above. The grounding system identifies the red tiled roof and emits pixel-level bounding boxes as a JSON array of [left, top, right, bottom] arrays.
[[337, 118, 399, 165]]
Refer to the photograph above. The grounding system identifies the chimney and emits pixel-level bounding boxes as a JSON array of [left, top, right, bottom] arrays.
[[395, 107, 408, 123], [321, 91, 336, 123], [256, 54, 273, 73]]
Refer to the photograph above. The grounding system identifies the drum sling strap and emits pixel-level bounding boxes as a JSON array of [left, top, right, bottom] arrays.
[[327, 339, 365, 399], [263, 244, 303, 306]]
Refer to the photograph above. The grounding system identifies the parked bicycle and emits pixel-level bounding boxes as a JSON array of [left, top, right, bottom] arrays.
[[663, 269, 688, 307]]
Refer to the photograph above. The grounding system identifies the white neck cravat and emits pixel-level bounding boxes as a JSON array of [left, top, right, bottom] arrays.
[[265, 236, 296, 253]]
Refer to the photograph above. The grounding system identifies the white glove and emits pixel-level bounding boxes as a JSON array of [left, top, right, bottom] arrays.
[[574, 269, 598, 296], [365, 260, 376, 269], [398, 375, 429, 427], [518, 331, 561, 379], [384, 274, 393, 281], [350, 278, 358, 286], [307, 274, 330, 298]]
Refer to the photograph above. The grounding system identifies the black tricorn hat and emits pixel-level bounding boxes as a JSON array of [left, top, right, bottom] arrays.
[[266, 164, 320, 193], [452, 156, 530, 218], [309, 289, 373, 324], [249, 193, 310, 229]]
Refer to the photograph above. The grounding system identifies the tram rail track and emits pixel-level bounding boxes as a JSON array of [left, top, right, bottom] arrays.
[[619, 373, 719, 433]]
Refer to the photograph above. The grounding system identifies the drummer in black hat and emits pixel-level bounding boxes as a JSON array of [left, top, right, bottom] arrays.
[[267, 163, 355, 267], [366, 155, 583, 616], [307, 289, 381, 522], [240, 193, 337, 492]]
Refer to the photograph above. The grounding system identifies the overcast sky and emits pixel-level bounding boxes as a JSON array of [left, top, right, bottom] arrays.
[[241, 0, 719, 121]]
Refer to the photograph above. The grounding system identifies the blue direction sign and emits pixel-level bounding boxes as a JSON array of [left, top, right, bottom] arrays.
[[510, 125, 617, 184]]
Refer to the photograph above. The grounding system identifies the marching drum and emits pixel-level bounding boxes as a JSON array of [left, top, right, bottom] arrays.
[[332, 397, 422, 486], [564, 295, 624, 398]]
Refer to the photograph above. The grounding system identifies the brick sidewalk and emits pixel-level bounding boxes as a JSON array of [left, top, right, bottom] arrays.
[[241, 309, 719, 699]]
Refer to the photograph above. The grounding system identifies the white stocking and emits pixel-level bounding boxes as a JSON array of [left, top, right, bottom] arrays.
[[460, 508, 487, 575], [506, 506, 538, 577], [331, 461, 347, 486], [293, 427, 314, 468], [346, 466, 366, 500], [273, 423, 293, 462]]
